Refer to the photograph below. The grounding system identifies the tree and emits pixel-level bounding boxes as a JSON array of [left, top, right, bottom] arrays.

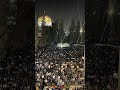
[[57, 19, 65, 43], [51, 20, 59, 43], [41, 16, 46, 27], [68, 18, 76, 43], [76, 20, 80, 43]]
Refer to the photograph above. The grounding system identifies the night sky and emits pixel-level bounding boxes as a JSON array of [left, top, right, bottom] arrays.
[[35, 0, 85, 30]]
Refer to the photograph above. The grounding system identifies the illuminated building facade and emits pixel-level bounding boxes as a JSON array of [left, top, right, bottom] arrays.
[[38, 15, 52, 27], [35, 12, 54, 48]]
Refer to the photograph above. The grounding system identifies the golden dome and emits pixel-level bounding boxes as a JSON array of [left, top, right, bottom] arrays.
[[38, 16, 52, 27]]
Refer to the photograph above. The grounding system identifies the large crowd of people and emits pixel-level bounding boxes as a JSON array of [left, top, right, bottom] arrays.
[[35, 45, 85, 90], [86, 44, 119, 90], [0, 43, 119, 90], [0, 47, 34, 89]]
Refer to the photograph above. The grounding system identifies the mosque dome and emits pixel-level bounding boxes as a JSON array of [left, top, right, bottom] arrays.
[[38, 15, 52, 27]]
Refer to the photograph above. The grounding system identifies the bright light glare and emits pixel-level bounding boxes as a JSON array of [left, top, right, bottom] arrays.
[[57, 43, 70, 48], [80, 28, 83, 33], [108, 8, 114, 16]]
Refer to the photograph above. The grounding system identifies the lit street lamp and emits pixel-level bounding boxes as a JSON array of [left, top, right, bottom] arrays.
[[80, 28, 83, 33]]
